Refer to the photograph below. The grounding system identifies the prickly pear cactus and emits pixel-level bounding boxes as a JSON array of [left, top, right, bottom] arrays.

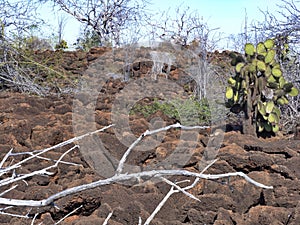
[[225, 39, 299, 136]]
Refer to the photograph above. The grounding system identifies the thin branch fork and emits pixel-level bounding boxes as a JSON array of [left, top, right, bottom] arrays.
[[0, 124, 114, 177], [0, 145, 78, 187]]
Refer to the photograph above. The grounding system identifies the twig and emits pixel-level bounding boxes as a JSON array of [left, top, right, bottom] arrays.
[[55, 205, 83, 224], [102, 211, 114, 225], [138, 216, 142, 225], [0, 185, 18, 197], [162, 178, 200, 202], [144, 185, 175, 225], [183, 158, 218, 190], [0, 124, 114, 175], [31, 213, 39, 225], [9, 152, 81, 167], [0, 148, 13, 169], [0, 210, 31, 218], [144, 159, 218, 224], [0, 145, 78, 187]]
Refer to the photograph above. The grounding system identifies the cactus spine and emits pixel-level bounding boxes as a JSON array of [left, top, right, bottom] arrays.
[[226, 39, 299, 136]]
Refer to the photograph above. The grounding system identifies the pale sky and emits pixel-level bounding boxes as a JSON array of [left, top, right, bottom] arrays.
[[149, 0, 282, 35], [40, 0, 284, 50]]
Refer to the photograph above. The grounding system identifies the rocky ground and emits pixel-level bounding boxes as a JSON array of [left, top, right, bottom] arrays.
[[0, 47, 299, 224]]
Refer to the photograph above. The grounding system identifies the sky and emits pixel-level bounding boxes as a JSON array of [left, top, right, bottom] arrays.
[[148, 0, 283, 34], [39, 0, 284, 50]]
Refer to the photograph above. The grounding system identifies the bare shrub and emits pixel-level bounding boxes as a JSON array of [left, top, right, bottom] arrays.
[[52, 0, 149, 46], [0, 0, 44, 37], [0, 37, 48, 95]]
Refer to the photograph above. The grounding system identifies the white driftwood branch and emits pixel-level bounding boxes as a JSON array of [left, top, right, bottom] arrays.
[[0, 169, 273, 207]]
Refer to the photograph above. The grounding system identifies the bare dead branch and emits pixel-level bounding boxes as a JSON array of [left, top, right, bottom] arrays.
[[116, 123, 210, 175], [0, 124, 114, 177], [0, 185, 18, 197], [0, 168, 273, 207], [0, 0, 44, 36], [143, 158, 217, 224], [0, 206, 32, 218], [146, 5, 220, 52], [0, 145, 78, 187], [0, 148, 13, 169], [144, 185, 175, 225]]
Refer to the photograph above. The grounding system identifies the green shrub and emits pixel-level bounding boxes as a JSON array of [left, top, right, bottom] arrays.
[[130, 97, 211, 125]]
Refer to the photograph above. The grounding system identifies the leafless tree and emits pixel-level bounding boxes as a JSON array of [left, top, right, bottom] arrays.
[[254, 0, 300, 48], [147, 6, 220, 52], [57, 15, 68, 44], [0, 0, 44, 39], [51, 0, 150, 46], [0, 40, 49, 95]]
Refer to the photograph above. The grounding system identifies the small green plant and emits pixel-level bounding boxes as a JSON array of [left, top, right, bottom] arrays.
[[130, 97, 211, 125], [55, 39, 68, 50], [226, 38, 299, 137]]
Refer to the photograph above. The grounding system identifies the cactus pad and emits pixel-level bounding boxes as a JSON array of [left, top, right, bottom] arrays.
[[264, 39, 275, 49], [245, 43, 255, 56], [272, 68, 282, 77], [265, 49, 276, 64], [257, 42, 266, 54], [226, 86, 234, 99], [288, 87, 299, 97]]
